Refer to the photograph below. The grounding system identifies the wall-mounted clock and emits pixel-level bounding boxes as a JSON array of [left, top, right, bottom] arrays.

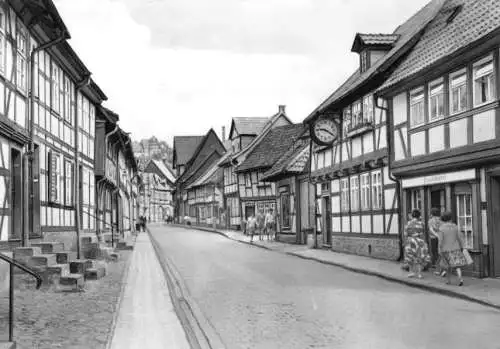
[[311, 117, 339, 146]]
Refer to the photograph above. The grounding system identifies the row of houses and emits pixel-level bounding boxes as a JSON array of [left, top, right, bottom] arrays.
[[0, 0, 140, 255], [173, 0, 500, 279]]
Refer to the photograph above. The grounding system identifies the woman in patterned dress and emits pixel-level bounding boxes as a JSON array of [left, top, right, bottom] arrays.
[[403, 209, 431, 279], [437, 211, 467, 286]]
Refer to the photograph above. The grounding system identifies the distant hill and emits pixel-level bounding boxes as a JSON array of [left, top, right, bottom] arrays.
[[132, 136, 173, 171]]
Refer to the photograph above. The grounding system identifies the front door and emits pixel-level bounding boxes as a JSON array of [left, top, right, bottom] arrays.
[[10, 149, 22, 241], [322, 196, 331, 245], [245, 205, 255, 221]]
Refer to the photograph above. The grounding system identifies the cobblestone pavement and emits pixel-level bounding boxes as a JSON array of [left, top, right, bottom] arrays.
[[150, 225, 500, 349], [0, 251, 131, 349], [109, 233, 189, 349]]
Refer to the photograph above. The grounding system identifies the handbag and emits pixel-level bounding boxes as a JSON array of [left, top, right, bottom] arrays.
[[463, 249, 473, 266]]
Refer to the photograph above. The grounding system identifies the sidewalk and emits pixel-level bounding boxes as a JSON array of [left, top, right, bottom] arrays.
[[172, 223, 500, 310], [108, 233, 190, 349]]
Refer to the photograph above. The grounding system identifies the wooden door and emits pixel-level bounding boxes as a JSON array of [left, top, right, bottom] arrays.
[[11, 148, 22, 240], [490, 176, 500, 277], [322, 196, 331, 245]]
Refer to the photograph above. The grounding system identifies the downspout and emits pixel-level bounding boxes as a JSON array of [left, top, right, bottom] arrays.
[[25, 33, 68, 247], [375, 94, 403, 261], [74, 75, 91, 259], [307, 136, 318, 249]]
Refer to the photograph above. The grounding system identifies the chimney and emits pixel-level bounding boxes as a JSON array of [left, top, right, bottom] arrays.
[[278, 105, 286, 115], [221, 126, 226, 142]]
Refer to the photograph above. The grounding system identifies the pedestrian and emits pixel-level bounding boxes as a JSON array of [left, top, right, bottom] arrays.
[[438, 211, 467, 286], [256, 209, 265, 241], [403, 209, 431, 279], [265, 208, 276, 241], [428, 207, 447, 277], [247, 214, 257, 243]]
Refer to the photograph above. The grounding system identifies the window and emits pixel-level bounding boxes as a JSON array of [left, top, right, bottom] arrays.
[[0, 8, 5, 74], [16, 24, 27, 91], [64, 77, 72, 122], [371, 171, 382, 209], [48, 151, 60, 204], [428, 79, 444, 120], [350, 176, 359, 211], [52, 66, 60, 112], [245, 173, 252, 188], [64, 160, 73, 206], [340, 178, 350, 212], [351, 101, 362, 129], [360, 51, 368, 73], [473, 57, 495, 106], [362, 95, 374, 124], [360, 173, 370, 210], [342, 107, 351, 137], [409, 189, 422, 211], [450, 70, 467, 114], [456, 193, 473, 249], [410, 88, 425, 126]]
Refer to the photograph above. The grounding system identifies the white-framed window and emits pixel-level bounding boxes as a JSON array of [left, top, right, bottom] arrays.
[[342, 107, 351, 138], [473, 56, 495, 106], [352, 100, 362, 129], [409, 189, 422, 211], [456, 193, 473, 249], [16, 22, 27, 92], [410, 87, 425, 127], [340, 178, 349, 212], [360, 173, 370, 210], [428, 79, 444, 121], [52, 65, 60, 112], [63, 77, 72, 122], [371, 171, 382, 209], [362, 95, 374, 124], [245, 173, 251, 188], [0, 8, 5, 74], [450, 69, 467, 114], [64, 160, 73, 207], [350, 176, 359, 211]]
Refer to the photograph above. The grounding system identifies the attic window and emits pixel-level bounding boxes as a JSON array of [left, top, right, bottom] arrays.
[[446, 5, 463, 24]]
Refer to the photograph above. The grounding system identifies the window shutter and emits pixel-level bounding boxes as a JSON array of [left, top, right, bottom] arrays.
[[32, 146, 40, 235]]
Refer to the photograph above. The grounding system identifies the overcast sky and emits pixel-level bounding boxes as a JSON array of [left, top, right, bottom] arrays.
[[53, 0, 429, 145]]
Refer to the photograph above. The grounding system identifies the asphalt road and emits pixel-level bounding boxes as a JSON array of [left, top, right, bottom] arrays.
[[150, 225, 500, 349]]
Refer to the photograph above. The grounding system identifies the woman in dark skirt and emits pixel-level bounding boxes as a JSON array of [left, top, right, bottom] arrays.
[[437, 211, 467, 286]]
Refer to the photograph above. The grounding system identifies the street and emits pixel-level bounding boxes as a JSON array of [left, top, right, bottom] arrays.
[[150, 225, 500, 349]]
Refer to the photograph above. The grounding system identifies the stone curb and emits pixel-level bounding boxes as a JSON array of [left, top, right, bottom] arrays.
[[148, 228, 227, 349], [104, 246, 134, 349], [173, 223, 500, 312]]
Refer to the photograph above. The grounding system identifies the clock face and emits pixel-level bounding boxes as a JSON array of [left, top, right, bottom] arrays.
[[312, 118, 338, 145]]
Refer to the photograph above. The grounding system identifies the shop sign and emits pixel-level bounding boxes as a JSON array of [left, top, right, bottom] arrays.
[[401, 169, 476, 189]]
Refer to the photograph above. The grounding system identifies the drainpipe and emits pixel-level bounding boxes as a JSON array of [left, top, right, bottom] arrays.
[[74, 75, 91, 259], [375, 94, 403, 260], [25, 33, 68, 247], [307, 137, 318, 249]]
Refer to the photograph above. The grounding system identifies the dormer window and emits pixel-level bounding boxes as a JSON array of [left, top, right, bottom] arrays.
[[351, 33, 399, 72]]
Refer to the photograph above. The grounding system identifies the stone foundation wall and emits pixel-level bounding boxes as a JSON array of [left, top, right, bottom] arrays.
[[331, 235, 400, 261]]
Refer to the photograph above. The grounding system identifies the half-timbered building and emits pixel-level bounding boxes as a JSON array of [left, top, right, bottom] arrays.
[[304, 0, 445, 260], [261, 137, 315, 244], [377, 0, 500, 277], [219, 106, 291, 229], [236, 124, 305, 230], [172, 135, 203, 221], [175, 129, 226, 223], [141, 159, 175, 222], [0, 0, 111, 253]]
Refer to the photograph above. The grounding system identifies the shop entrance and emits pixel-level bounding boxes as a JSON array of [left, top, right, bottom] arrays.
[[429, 187, 446, 214], [489, 176, 500, 277]]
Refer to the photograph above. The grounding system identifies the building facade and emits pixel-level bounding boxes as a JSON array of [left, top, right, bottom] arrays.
[[304, 0, 445, 260], [141, 159, 175, 222], [378, 0, 500, 277]]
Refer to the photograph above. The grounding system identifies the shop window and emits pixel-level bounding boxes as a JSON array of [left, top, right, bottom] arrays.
[[456, 193, 473, 249], [371, 171, 382, 209], [428, 79, 444, 121], [360, 173, 370, 210], [473, 56, 495, 106], [450, 70, 467, 114], [350, 176, 359, 211], [410, 87, 425, 127], [340, 178, 349, 212]]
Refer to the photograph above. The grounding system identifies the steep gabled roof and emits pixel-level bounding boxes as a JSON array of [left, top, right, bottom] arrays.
[[379, 0, 500, 93], [304, 0, 446, 122], [151, 160, 176, 184], [186, 162, 223, 189], [229, 117, 269, 139], [173, 136, 204, 167], [261, 140, 310, 182], [236, 124, 307, 173]]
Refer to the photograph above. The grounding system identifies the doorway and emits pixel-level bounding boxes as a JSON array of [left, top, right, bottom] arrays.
[[321, 196, 331, 245], [430, 187, 446, 214], [489, 176, 500, 277], [244, 205, 255, 220], [10, 148, 22, 240]]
